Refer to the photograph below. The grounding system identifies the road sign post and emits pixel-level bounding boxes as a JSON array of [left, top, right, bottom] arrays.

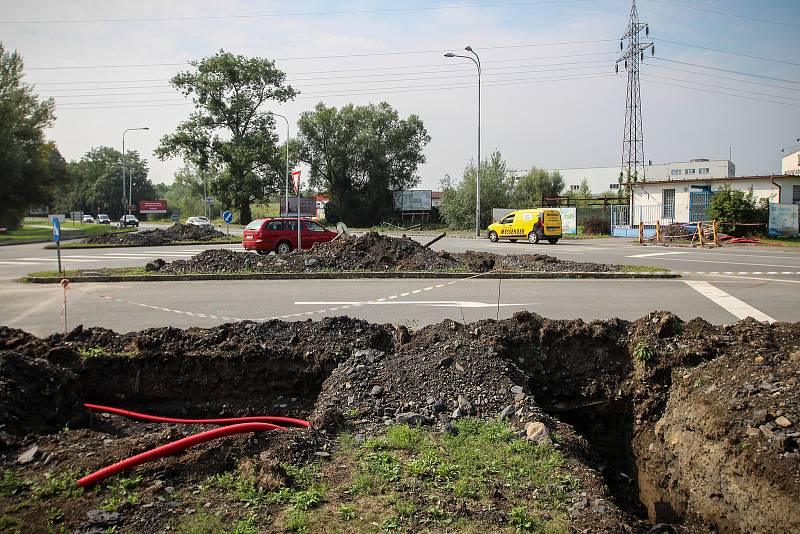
[[223, 210, 233, 236], [292, 170, 302, 250], [52, 218, 62, 274]]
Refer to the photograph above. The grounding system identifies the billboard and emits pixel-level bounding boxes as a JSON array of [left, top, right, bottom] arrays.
[[139, 200, 168, 213], [394, 190, 432, 211], [280, 197, 318, 218], [768, 203, 799, 237]]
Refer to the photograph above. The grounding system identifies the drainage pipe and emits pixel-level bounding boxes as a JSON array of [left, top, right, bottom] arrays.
[[76, 422, 285, 488], [84, 403, 310, 428]]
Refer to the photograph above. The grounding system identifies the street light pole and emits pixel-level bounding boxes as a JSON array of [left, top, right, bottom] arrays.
[[445, 46, 481, 238], [268, 112, 290, 216], [122, 127, 149, 216]]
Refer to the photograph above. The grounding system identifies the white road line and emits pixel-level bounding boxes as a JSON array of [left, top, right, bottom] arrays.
[[648, 257, 800, 269], [712, 274, 800, 285], [627, 251, 688, 258], [683, 281, 775, 323], [0, 261, 40, 265]]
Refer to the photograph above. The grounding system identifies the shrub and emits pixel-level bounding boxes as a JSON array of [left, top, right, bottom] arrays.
[[707, 185, 767, 236], [582, 216, 609, 235]]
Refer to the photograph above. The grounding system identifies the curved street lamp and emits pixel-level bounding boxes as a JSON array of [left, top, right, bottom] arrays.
[[122, 127, 149, 215], [445, 46, 482, 238], [267, 112, 291, 216]]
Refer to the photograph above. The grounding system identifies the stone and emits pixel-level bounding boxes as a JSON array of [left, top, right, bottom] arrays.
[[426, 396, 436, 406], [304, 258, 320, 268], [314, 451, 331, 458], [455, 362, 465, 372], [395, 412, 430, 426], [510, 385, 523, 394], [514, 392, 526, 403], [752, 409, 769, 425], [789, 350, 800, 363], [17, 445, 39, 465], [499, 405, 515, 420], [370, 385, 384, 398], [745, 427, 761, 437], [775, 416, 792, 428], [451, 408, 463, 419], [525, 421, 552, 445], [86, 510, 123, 526], [754, 356, 765, 364], [432, 402, 447, 414]]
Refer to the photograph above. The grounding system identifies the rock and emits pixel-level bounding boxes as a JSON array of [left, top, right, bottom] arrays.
[[17, 444, 39, 464], [525, 421, 552, 445], [395, 326, 411, 346], [451, 408, 463, 419], [395, 412, 430, 426], [745, 427, 761, 437], [426, 396, 436, 406], [775, 416, 792, 428], [304, 258, 320, 268], [789, 350, 800, 362], [432, 402, 447, 414], [85, 510, 123, 526], [144, 259, 166, 272], [289, 333, 300, 345], [511, 385, 523, 394], [438, 356, 453, 368], [145, 480, 165, 494], [370, 385, 385, 398], [514, 392, 526, 403], [754, 356, 765, 364], [499, 405, 515, 420], [752, 409, 769, 425], [455, 362, 465, 372], [314, 451, 331, 458]]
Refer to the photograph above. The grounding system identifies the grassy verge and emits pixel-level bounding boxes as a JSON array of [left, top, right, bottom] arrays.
[[760, 237, 800, 247], [0, 224, 134, 245], [171, 419, 577, 533], [26, 267, 150, 278], [618, 264, 670, 273]]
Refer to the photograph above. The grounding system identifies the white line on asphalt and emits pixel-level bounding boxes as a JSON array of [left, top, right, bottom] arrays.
[[294, 300, 541, 308], [711, 274, 800, 285], [626, 251, 688, 258], [683, 281, 775, 323], [650, 257, 800, 269], [0, 261, 40, 265]]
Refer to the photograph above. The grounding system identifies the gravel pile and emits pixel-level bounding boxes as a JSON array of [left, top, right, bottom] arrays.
[[160, 232, 623, 274], [82, 224, 226, 246]]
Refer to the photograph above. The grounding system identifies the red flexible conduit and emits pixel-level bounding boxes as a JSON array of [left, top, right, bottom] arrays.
[[76, 422, 285, 488], [84, 403, 310, 428]]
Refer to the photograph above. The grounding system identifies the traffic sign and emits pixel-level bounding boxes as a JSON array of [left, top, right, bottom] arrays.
[[292, 170, 301, 194], [223, 211, 233, 224], [52, 218, 61, 242], [205, 196, 214, 205]]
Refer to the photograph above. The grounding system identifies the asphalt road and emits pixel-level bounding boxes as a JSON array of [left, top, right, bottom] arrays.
[[0, 234, 797, 336]]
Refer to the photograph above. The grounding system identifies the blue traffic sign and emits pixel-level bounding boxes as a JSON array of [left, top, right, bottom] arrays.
[[52, 218, 61, 242], [223, 210, 233, 224]]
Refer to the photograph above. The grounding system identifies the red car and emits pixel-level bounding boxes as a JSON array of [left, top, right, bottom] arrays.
[[242, 218, 338, 254]]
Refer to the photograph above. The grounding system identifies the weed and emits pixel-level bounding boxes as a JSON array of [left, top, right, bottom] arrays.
[[230, 514, 260, 534], [285, 508, 309, 532], [101, 475, 142, 511], [0, 470, 31, 496], [33, 469, 84, 499], [343, 407, 360, 419], [77, 346, 106, 359], [209, 470, 266, 508], [509, 507, 539, 532], [339, 504, 356, 521], [633, 342, 656, 363], [381, 516, 401, 531], [173, 513, 225, 533], [392, 497, 416, 518]]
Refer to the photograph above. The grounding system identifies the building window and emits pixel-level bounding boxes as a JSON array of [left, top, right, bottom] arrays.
[[663, 189, 675, 219], [699, 168, 710, 174], [685, 168, 696, 175], [793, 185, 800, 204], [671, 169, 682, 176], [609, 183, 620, 190], [570, 184, 580, 191]]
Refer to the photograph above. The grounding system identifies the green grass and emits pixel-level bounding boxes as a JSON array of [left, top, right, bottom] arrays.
[[31, 469, 84, 499], [51, 236, 242, 249], [25, 266, 149, 279], [0, 222, 134, 245], [0, 471, 31, 497], [618, 264, 670, 273], [761, 237, 800, 247]]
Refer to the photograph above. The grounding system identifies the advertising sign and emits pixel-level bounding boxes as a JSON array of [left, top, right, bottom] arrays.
[[394, 190, 432, 211], [292, 170, 301, 194], [551, 207, 577, 235], [280, 197, 317, 217], [768, 203, 799, 237], [138, 200, 168, 213]]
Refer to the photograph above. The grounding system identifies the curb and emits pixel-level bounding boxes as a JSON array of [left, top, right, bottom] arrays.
[[21, 271, 680, 284], [43, 239, 242, 250]]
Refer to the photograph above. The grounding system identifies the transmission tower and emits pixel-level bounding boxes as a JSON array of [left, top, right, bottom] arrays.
[[616, 0, 653, 186]]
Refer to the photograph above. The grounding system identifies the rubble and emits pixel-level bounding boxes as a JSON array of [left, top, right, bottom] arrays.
[[81, 224, 227, 246]]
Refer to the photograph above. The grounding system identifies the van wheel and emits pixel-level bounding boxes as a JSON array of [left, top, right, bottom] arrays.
[[275, 241, 292, 254], [547, 238, 559, 244], [488, 231, 499, 242], [528, 231, 540, 244]]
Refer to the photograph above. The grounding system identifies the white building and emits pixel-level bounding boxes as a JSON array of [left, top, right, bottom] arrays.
[[782, 148, 800, 176], [529, 159, 736, 195], [627, 174, 800, 225]]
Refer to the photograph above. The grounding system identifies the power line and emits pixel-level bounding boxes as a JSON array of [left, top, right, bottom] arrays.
[[647, 64, 800, 94], [644, 73, 800, 102], [25, 39, 618, 70], [652, 37, 800, 67], [653, 58, 800, 85], [645, 0, 800, 29], [2, 0, 592, 24], [643, 76, 800, 108]]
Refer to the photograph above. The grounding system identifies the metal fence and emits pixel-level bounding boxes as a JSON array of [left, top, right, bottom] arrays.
[[611, 204, 664, 237]]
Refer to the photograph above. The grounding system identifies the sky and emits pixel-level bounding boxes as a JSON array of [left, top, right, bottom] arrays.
[[2, 0, 799, 192]]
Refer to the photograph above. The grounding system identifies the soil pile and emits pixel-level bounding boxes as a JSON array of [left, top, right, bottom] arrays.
[[1, 314, 798, 533], [82, 224, 226, 246], [160, 232, 622, 274]]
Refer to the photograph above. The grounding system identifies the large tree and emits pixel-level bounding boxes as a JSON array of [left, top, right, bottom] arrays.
[[439, 151, 513, 229], [297, 102, 430, 226], [512, 167, 565, 208], [0, 42, 57, 228], [155, 50, 296, 223]]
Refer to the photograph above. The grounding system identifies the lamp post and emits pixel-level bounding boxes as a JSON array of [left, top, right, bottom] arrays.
[[122, 127, 149, 216], [445, 45, 481, 238], [268, 112, 291, 216]]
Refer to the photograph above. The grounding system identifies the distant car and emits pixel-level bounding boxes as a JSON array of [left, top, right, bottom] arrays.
[[242, 217, 337, 255], [97, 214, 111, 224], [82, 215, 94, 224], [119, 215, 139, 228], [186, 216, 213, 229]]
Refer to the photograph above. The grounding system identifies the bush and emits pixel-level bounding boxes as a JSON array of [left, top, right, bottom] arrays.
[[582, 216, 609, 235], [708, 185, 767, 236]]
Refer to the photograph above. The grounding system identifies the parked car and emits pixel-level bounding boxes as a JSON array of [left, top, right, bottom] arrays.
[[119, 214, 139, 228], [186, 216, 213, 229], [97, 214, 111, 224], [82, 215, 95, 224], [242, 218, 337, 254]]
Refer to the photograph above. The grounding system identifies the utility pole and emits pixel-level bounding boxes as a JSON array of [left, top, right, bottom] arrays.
[[616, 0, 653, 189]]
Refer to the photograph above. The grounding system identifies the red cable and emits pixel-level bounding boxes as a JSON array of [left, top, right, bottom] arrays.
[[84, 403, 310, 428], [76, 422, 284, 488]]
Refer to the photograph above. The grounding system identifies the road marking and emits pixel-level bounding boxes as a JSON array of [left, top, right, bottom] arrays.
[[711, 274, 800, 285], [294, 300, 540, 308], [627, 251, 688, 258], [0, 261, 40, 265], [683, 281, 775, 323], [651, 257, 800, 269]]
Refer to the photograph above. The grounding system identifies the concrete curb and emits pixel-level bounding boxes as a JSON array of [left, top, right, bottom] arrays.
[[21, 271, 680, 283]]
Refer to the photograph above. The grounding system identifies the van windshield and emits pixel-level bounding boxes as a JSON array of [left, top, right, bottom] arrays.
[[500, 214, 515, 224]]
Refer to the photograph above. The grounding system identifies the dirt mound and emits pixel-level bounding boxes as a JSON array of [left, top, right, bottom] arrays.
[[160, 232, 622, 274], [1, 314, 798, 533], [82, 224, 226, 246]]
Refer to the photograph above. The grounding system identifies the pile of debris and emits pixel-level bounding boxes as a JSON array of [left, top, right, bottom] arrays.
[[82, 224, 227, 246], [159, 232, 622, 274]]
